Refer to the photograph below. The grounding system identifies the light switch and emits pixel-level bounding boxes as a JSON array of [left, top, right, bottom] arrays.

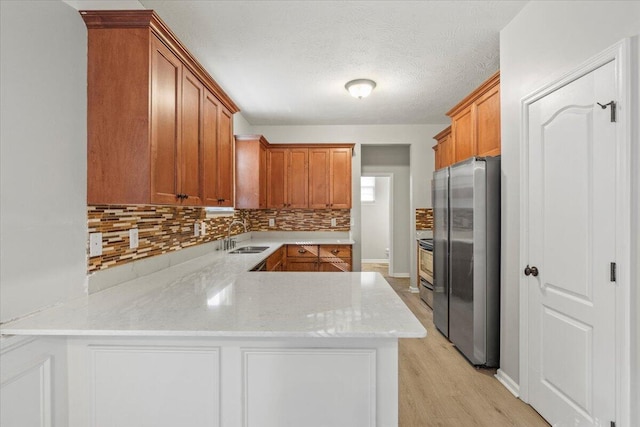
[[129, 228, 139, 249], [269, 218, 275, 227], [89, 232, 102, 257], [331, 218, 337, 227]]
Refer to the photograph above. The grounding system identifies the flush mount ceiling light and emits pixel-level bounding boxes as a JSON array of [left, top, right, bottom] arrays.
[[345, 79, 376, 99]]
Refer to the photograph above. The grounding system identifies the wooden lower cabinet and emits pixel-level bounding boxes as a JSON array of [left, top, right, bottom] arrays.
[[266, 246, 285, 271], [281, 244, 352, 272], [285, 244, 319, 272]]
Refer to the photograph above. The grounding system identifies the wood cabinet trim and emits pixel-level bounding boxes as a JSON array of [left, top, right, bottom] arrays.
[[446, 71, 500, 118], [80, 10, 239, 114], [432, 126, 452, 142]]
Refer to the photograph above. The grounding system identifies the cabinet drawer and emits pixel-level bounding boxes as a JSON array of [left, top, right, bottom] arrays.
[[319, 262, 352, 272], [286, 245, 319, 258], [319, 245, 352, 262]]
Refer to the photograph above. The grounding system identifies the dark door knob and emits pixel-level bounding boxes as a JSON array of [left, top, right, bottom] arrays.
[[524, 265, 539, 277]]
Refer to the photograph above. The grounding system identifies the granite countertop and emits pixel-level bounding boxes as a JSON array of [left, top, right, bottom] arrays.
[[0, 238, 426, 339]]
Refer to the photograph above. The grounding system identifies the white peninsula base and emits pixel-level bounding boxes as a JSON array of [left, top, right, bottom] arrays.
[[66, 336, 398, 427]]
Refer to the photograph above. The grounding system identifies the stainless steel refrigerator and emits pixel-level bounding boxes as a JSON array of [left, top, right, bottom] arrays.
[[432, 156, 500, 367]]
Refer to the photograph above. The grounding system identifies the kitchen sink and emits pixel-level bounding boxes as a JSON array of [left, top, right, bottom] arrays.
[[229, 246, 269, 254]]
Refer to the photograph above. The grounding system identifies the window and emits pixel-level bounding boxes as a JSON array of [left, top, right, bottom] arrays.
[[361, 176, 376, 203]]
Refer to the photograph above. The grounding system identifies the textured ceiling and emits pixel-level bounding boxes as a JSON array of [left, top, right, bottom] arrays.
[[139, 1, 527, 125]]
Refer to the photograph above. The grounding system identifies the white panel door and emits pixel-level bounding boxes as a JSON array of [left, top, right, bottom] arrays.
[[526, 60, 617, 426]]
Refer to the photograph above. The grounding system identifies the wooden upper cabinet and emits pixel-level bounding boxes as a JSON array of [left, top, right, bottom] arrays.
[[239, 136, 353, 210], [287, 148, 309, 208], [216, 106, 234, 206], [475, 84, 501, 157], [451, 106, 474, 163], [443, 71, 500, 168], [267, 147, 308, 209], [309, 147, 352, 209], [267, 148, 287, 208], [150, 36, 181, 204], [235, 135, 269, 209], [309, 148, 330, 209], [432, 126, 452, 170], [82, 10, 238, 206], [329, 148, 352, 209], [180, 67, 204, 206], [202, 89, 220, 206]]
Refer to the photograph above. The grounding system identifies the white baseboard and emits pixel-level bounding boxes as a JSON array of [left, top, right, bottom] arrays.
[[495, 369, 519, 398], [361, 259, 389, 264], [389, 272, 409, 278]]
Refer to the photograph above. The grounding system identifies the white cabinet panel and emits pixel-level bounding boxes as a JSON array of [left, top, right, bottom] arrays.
[[1, 357, 51, 427], [243, 349, 376, 427], [0, 337, 67, 427], [89, 346, 220, 427]]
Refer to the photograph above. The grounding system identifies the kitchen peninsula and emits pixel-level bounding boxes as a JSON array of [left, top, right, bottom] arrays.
[[1, 238, 425, 427]]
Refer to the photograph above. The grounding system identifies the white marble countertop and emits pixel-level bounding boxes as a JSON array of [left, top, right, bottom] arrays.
[[1, 238, 426, 339]]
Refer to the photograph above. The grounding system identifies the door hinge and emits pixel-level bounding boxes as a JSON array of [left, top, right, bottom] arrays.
[[610, 262, 616, 282]]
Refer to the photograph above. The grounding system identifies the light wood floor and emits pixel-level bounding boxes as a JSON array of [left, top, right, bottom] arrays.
[[362, 263, 549, 427]]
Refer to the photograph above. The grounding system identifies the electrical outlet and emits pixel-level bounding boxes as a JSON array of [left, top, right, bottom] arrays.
[[194, 222, 200, 237], [331, 218, 337, 227], [129, 228, 139, 249], [89, 232, 102, 257], [200, 222, 207, 236], [269, 218, 275, 227]]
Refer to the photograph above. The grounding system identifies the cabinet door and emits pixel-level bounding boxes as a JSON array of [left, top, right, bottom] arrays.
[[433, 145, 441, 170], [287, 148, 308, 208], [180, 68, 203, 205], [329, 148, 352, 209], [308, 148, 330, 208], [319, 262, 352, 272], [475, 85, 501, 157], [202, 89, 220, 206], [259, 144, 267, 208], [217, 106, 234, 207], [150, 36, 181, 205], [441, 133, 454, 168], [286, 260, 319, 272], [267, 148, 287, 208], [452, 107, 474, 163]]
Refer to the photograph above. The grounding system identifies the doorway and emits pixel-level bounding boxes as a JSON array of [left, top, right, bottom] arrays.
[[360, 144, 411, 278], [361, 175, 392, 272]]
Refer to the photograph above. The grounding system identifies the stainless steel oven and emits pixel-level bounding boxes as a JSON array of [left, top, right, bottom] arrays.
[[418, 239, 433, 308]]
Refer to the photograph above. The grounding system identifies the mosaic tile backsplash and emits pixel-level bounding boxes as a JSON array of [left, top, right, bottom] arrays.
[[88, 205, 350, 272], [415, 208, 433, 230]]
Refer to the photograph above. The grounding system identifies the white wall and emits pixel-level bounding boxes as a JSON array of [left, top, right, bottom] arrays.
[[500, 2, 640, 417], [0, 1, 88, 322], [361, 177, 390, 262], [234, 113, 255, 136], [253, 124, 446, 281], [63, 0, 144, 9]]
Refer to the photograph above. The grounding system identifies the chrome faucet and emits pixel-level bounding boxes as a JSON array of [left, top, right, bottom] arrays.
[[224, 219, 247, 250]]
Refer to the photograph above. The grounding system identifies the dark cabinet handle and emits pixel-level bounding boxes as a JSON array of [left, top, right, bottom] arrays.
[[331, 249, 339, 254], [298, 249, 306, 254]]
